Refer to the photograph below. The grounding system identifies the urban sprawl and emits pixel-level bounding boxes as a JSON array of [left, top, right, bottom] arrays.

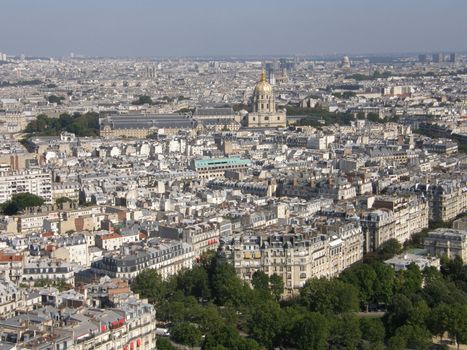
[[0, 51, 466, 349]]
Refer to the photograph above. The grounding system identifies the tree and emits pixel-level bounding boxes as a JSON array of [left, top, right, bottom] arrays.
[[251, 270, 269, 292], [360, 318, 385, 344], [176, 266, 211, 300], [1, 192, 45, 215], [372, 262, 395, 305], [209, 257, 250, 306], [377, 239, 402, 260], [328, 313, 361, 350], [394, 263, 423, 296], [300, 278, 359, 314], [47, 94, 65, 104], [202, 324, 262, 350], [131, 269, 167, 305], [387, 335, 406, 350], [131, 95, 153, 105], [156, 338, 177, 350], [447, 304, 467, 350], [441, 255, 464, 281], [383, 294, 413, 336], [24, 112, 100, 137], [269, 273, 284, 300], [340, 263, 377, 310], [422, 276, 467, 307], [248, 300, 284, 349], [427, 303, 451, 342], [171, 322, 202, 348], [12, 192, 45, 209], [1, 201, 19, 215], [407, 296, 430, 327], [290, 312, 330, 350], [394, 324, 431, 350]]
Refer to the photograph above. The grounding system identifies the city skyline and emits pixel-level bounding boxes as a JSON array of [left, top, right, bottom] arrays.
[[2, 0, 467, 57]]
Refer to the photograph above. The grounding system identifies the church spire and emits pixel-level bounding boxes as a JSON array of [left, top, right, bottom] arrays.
[[260, 67, 267, 82]]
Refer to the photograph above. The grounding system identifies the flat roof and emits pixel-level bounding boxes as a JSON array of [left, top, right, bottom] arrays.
[[193, 157, 251, 168]]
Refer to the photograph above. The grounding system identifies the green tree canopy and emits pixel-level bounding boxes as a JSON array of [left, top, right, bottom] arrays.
[[1, 192, 45, 215], [47, 94, 65, 104], [328, 313, 362, 350], [377, 238, 402, 260], [24, 112, 99, 137], [131, 269, 167, 305], [251, 270, 269, 292], [340, 263, 377, 310], [248, 300, 284, 349], [290, 312, 330, 350], [156, 338, 177, 350], [131, 95, 153, 105], [171, 322, 202, 348], [360, 317, 385, 345], [269, 273, 284, 301], [300, 278, 359, 314]]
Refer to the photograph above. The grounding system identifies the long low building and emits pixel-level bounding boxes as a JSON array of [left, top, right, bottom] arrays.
[[190, 157, 251, 179], [222, 225, 363, 297], [100, 113, 198, 138], [92, 239, 194, 279], [100, 111, 241, 138]]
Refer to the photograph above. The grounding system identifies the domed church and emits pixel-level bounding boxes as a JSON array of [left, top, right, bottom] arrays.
[[245, 69, 287, 128]]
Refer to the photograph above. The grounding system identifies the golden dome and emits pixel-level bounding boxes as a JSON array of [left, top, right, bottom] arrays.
[[255, 69, 273, 94]]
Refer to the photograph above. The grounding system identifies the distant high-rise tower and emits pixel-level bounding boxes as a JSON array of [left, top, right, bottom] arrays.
[[433, 53, 444, 63], [418, 54, 427, 63], [70, 52, 75, 59], [449, 53, 457, 63], [265, 62, 277, 84]]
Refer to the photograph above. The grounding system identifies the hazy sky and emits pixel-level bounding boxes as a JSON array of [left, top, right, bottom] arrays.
[[1, 0, 466, 57]]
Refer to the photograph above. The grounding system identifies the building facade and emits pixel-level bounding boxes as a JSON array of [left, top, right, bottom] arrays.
[[246, 70, 287, 128], [0, 169, 52, 204]]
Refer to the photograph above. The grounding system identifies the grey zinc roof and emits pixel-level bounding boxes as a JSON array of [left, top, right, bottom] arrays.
[[107, 114, 197, 129], [195, 107, 234, 116]]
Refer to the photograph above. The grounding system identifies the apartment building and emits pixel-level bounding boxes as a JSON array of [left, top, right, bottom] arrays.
[[183, 222, 220, 259], [0, 279, 23, 318], [373, 196, 429, 245], [50, 234, 90, 267], [0, 169, 52, 204], [415, 182, 467, 222], [361, 209, 396, 253], [0, 300, 156, 350], [225, 226, 363, 296], [92, 239, 194, 280], [22, 258, 75, 286]]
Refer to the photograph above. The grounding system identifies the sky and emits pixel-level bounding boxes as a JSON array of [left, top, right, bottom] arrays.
[[1, 0, 467, 58]]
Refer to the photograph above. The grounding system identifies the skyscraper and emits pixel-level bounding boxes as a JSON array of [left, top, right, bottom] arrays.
[[449, 53, 457, 63], [418, 54, 428, 63], [433, 53, 444, 63]]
